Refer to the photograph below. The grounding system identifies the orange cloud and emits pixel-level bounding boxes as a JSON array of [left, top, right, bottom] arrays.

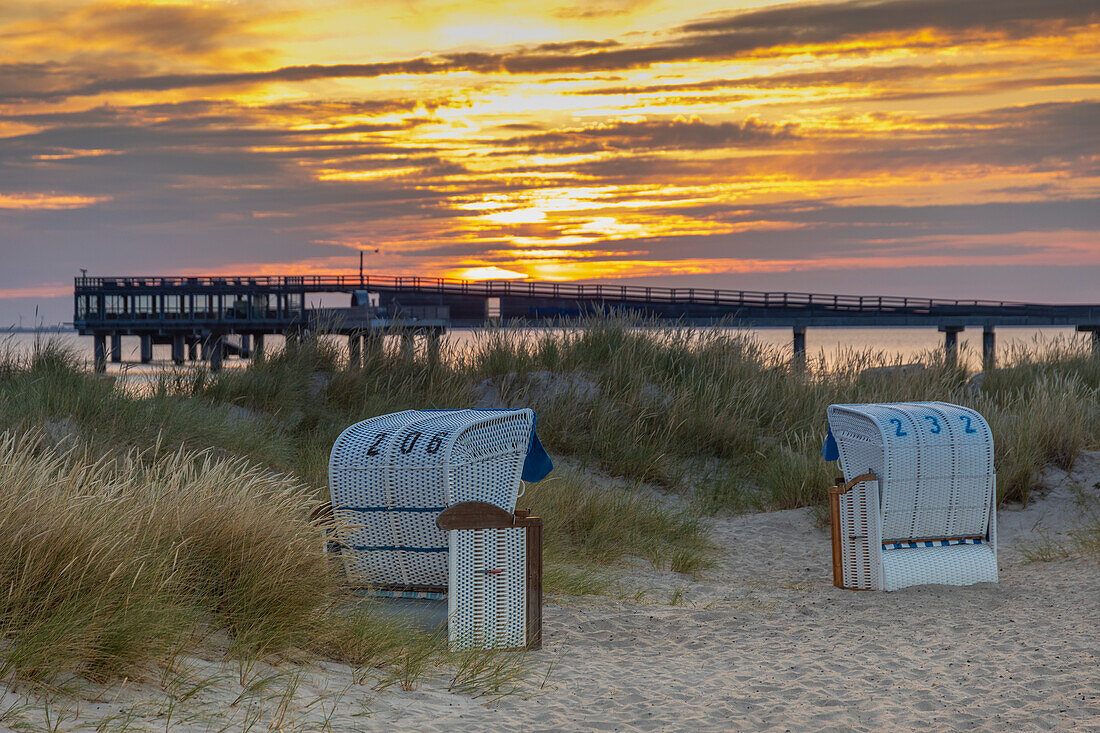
[[0, 0, 1096, 306], [0, 193, 111, 210]]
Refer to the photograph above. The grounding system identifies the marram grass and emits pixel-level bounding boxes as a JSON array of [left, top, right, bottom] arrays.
[[462, 318, 1098, 507], [0, 431, 332, 684], [0, 320, 1095, 687]]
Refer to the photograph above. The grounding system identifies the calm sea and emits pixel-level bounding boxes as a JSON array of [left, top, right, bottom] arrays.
[[3, 326, 1084, 375]]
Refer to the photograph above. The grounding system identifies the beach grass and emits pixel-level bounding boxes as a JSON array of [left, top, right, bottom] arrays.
[[466, 318, 1097, 506], [524, 470, 714, 584], [0, 431, 332, 685], [0, 320, 1095, 687], [0, 333, 717, 684], [11, 320, 1093, 509]]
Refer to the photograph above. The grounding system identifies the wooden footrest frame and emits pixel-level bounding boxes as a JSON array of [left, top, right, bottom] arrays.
[[318, 500, 542, 650]]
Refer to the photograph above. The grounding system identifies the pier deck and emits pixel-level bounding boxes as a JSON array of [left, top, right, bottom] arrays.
[[74, 275, 1100, 370]]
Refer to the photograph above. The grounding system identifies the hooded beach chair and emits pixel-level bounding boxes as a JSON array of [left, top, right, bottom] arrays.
[[822, 401, 997, 591], [328, 408, 553, 649]]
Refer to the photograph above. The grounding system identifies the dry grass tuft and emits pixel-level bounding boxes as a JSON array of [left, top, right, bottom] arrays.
[[524, 470, 714, 587], [0, 431, 332, 684]]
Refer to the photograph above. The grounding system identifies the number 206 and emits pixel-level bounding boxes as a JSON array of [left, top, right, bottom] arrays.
[[366, 431, 449, 455]]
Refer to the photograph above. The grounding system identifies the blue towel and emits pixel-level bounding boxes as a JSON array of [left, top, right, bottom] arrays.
[[522, 427, 553, 482], [821, 427, 839, 461]]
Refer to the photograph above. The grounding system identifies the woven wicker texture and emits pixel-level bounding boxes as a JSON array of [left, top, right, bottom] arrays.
[[448, 527, 527, 650], [329, 409, 537, 649], [839, 480, 880, 591], [328, 409, 534, 587], [880, 543, 997, 591], [826, 401, 997, 591]]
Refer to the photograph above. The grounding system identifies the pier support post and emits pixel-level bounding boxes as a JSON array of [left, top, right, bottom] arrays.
[[110, 334, 122, 363], [239, 333, 251, 359], [171, 334, 185, 365], [982, 326, 996, 370], [253, 333, 265, 361], [201, 337, 211, 361], [93, 333, 106, 373], [209, 334, 224, 372], [140, 335, 153, 364], [1077, 325, 1100, 356], [363, 331, 382, 362], [939, 325, 964, 367], [792, 325, 807, 370], [348, 333, 362, 369], [427, 329, 441, 368], [188, 340, 198, 361]]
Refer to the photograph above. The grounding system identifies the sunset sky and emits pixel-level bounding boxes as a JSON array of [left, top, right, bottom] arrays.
[[1, 0, 1098, 324]]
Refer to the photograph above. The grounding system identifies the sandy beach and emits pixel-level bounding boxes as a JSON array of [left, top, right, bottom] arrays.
[[1, 452, 1095, 732]]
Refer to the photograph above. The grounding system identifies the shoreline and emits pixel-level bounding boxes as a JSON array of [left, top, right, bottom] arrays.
[[4, 325, 1089, 375]]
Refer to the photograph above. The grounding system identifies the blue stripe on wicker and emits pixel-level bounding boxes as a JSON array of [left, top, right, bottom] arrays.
[[374, 589, 447, 600], [348, 545, 448, 552], [883, 538, 984, 550], [334, 506, 447, 513]]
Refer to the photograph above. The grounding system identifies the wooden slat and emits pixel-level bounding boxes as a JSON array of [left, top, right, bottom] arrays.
[[837, 472, 877, 495], [828, 480, 844, 588], [525, 516, 543, 650], [435, 501, 517, 530]]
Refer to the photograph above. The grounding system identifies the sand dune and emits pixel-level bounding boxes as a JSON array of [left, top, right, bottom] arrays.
[[2, 453, 1096, 732]]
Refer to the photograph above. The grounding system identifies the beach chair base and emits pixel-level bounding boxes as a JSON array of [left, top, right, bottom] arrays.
[[829, 474, 998, 591], [322, 502, 542, 650]]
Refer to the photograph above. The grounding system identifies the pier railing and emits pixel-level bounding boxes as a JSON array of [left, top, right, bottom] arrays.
[[71, 274, 1100, 372], [75, 274, 1091, 319]]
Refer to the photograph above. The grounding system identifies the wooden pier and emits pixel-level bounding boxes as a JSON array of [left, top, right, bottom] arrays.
[[74, 274, 1100, 370]]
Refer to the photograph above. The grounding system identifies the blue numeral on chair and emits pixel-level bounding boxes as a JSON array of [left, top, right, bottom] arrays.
[[960, 415, 977, 433], [924, 415, 941, 434], [889, 418, 908, 437]]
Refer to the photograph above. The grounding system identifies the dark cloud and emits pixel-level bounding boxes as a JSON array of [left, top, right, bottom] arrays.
[[0, 61, 140, 102], [496, 118, 799, 154], [792, 74, 1100, 106], [774, 197, 1100, 233], [503, 0, 1099, 74], [0, 98, 439, 164], [73, 2, 263, 56], [680, 0, 1095, 38], [530, 40, 622, 53], [0, 59, 452, 102], [944, 99, 1100, 135], [6, 0, 1095, 101], [495, 123, 545, 131], [570, 62, 1011, 95]]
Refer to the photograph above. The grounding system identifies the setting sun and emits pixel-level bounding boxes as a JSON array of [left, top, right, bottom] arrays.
[[452, 266, 528, 280]]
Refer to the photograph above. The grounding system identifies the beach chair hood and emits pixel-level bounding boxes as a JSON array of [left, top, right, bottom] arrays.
[[328, 408, 551, 588]]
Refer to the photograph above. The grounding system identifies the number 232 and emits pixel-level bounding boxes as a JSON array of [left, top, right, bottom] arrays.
[[887, 415, 975, 437]]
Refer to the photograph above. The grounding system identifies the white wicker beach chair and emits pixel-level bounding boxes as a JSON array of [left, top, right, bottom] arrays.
[[823, 401, 997, 591], [328, 408, 552, 649]]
